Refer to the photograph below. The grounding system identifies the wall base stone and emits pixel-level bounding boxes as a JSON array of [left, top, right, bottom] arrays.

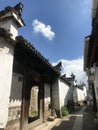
[[55, 110, 61, 118], [5, 119, 20, 130]]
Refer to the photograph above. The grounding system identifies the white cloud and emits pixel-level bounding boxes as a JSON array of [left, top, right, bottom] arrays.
[[53, 56, 88, 86], [32, 19, 55, 40]]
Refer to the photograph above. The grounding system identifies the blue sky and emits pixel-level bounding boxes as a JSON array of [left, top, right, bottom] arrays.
[[0, 0, 92, 85]]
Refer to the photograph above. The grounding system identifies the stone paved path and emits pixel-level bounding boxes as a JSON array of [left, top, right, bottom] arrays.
[[34, 105, 98, 130], [34, 106, 82, 130], [83, 106, 98, 130], [72, 106, 86, 130], [51, 106, 86, 130]]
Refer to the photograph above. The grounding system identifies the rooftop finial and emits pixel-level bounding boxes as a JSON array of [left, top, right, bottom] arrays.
[[14, 2, 24, 15], [54, 62, 62, 72], [70, 73, 75, 79]]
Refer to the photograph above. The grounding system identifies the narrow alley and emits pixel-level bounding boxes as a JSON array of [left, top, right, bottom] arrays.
[[34, 105, 98, 130], [1, 1, 98, 130]]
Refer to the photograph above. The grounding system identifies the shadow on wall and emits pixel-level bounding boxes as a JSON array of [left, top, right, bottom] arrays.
[[64, 88, 71, 105], [64, 88, 74, 112], [0, 37, 14, 56], [10, 72, 23, 102]]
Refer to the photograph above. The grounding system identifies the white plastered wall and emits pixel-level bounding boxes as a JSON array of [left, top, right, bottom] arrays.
[[0, 37, 14, 128], [58, 79, 70, 108], [77, 88, 85, 102], [0, 19, 18, 40]]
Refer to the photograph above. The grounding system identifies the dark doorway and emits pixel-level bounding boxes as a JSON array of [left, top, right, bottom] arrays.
[[28, 85, 39, 123]]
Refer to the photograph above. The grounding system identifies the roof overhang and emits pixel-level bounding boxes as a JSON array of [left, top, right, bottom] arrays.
[[0, 5, 25, 27], [85, 34, 98, 69], [84, 36, 90, 71], [15, 36, 60, 76]]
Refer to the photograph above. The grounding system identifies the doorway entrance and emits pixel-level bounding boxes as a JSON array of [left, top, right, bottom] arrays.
[[28, 86, 39, 123]]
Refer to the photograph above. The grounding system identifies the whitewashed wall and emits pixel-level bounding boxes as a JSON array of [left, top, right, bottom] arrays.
[[83, 86, 87, 97], [73, 87, 86, 104], [0, 19, 18, 40], [77, 88, 85, 102], [58, 79, 70, 108], [0, 37, 14, 128]]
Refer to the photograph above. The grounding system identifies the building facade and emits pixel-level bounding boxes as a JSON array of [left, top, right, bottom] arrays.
[[0, 3, 60, 130], [84, 0, 98, 112], [73, 84, 86, 105], [52, 73, 75, 117]]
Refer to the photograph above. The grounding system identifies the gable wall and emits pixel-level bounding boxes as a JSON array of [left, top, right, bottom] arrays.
[[0, 37, 14, 129], [59, 79, 70, 108]]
